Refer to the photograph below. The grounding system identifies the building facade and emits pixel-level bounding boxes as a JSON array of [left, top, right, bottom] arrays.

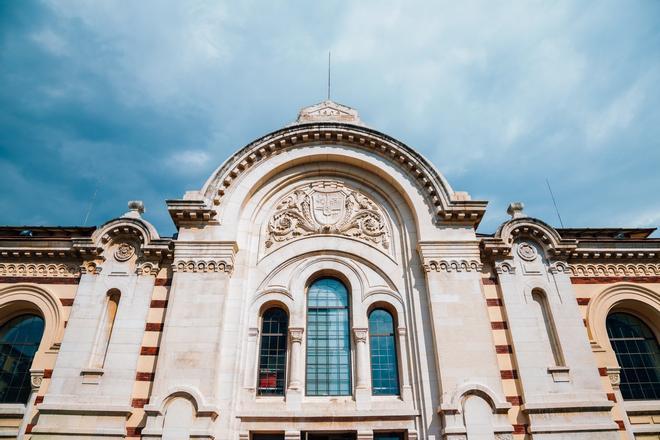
[[0, 101, 659, 440]]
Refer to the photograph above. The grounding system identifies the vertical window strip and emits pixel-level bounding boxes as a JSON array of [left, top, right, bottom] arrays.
[[306, 277, 352, 396], [369, 309, 400, 395], [531, 290, 564, 367], [607, 312, 660, 400], [257, 308, 288, 395], [90, 290, 120, 369]]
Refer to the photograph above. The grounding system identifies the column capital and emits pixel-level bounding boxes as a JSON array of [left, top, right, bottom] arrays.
[[289, 327, 304, 342], [397, 326, 408, 336], [353, 327, 368, 343]]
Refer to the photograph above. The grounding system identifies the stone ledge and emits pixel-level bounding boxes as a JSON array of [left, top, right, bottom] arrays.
[[37, 402, 133, 416], [0, 404, 25, 417], [237, 409, 419, 421], [623, 400, 660, 414], [522, 400, 614, 413], [30, 426, 126, 436], [527, 422, 620, 434]]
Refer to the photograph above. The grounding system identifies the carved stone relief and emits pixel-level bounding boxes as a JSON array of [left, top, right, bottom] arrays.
[[265, 181, 390, 252], [114, 242, 136, 262], [517, 242, 537, 261]]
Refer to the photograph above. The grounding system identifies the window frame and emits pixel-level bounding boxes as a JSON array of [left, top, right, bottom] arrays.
[[256, 306, 289, 396], [368, 307, 400, 396]]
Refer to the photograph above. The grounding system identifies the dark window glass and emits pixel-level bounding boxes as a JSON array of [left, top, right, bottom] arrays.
[[374, 433, 404, 440], [252, 434, 284, 440], [0, 314, 45, 403], [369, 309, 400, 395], [257, 308, 288, 395], [306, 433, 356, 440], [607, 312, 660, 400], [306, 277, 351, 396]]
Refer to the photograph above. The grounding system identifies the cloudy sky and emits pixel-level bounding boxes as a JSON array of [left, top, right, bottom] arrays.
[[1, 1, 658, 236]]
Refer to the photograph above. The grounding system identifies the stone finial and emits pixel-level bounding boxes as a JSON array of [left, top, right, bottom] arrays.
[[507, 202, 526, 219], [122, 200, 145, 219], [294, 100, 364, 126]]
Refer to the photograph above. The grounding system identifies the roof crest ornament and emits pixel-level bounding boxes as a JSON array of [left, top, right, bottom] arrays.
[[294, 100, 365, 126]]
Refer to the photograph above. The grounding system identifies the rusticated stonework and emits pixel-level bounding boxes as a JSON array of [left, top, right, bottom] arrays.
[[265, 181, 390, 252]]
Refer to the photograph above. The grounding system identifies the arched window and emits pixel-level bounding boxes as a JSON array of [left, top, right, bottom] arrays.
[[607, 312, 660, 400], [369, 308, 399, 395], [257, 307, 288, 395], [306, 277, 351, 396], [0, 314, 45, 403]]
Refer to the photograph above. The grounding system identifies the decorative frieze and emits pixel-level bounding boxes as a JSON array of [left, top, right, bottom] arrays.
[[0, 263, 79, 278], [172, 259, 233, 274], [265, 181, 391, 252], [569, 263, 660, 277], [423, 259, 482, 272]]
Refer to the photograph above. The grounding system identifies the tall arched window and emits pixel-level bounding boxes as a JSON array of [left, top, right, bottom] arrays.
[[306, 277, 351, 396], [369, 308, 399, 395], [0, 314, 45, 403], [531, 290, 564, 367], [607, 312, 660, 400], [257, 307, 288, 395]]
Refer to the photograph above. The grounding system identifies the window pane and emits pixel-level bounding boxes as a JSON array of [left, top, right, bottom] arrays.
[[306, 277, 351, 396], [257, 308, 288, 396], [0, 315, 45, 403], [374, 433, 404, 440], [369, 309, 400, 396], [606, 312, 660, 400]]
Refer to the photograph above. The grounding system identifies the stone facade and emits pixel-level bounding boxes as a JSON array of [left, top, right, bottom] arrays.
[[0, 101, 658, 439]]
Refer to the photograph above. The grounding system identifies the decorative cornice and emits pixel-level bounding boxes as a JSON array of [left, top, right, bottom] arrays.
[[172, 259, 233, 274], [494, 261, 516, 275], [172, 241, 238, 274], [0, 263, 79, 278], [569, 262, 660, 277], [418, 241, 483, 272], [423, 259, 483, 272], [166, 199, 218, 228], [202, 124, 487, 226]]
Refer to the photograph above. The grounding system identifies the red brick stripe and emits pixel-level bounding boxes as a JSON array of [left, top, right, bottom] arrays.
[[512, 424, 527, 434], [607, 393, 616, 402], [576, 298, 590, 306], [155, 278, 172, 286], [35, 395, 44, 404], [131, 398, 149, 408], [140, 347, 159, 356], [500, 370, 518, 379], [150, 300, 168, 308], [495, 345, 513, 354], [486, 298, 503, 307], [482, 278, 499, 285], [126, 427, 143, 437], [135, 372, 155, 381], [506, 395, 523, 406], [615, 420, 625, 430], [571, 276, 660, 284], [491, 321, 508, 330], [0, 277, 80, 284], [145, 323, 164, 332], [598, 367, 608, 377], [43, 369, 52, 379], [25, 424, 35, 434], [60, 298, 75, 306]]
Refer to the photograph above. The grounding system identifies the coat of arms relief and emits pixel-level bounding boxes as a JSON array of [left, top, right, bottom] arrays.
[[265, 181, 391, 252]]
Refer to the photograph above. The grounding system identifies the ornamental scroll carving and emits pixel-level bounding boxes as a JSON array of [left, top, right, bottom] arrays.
[[265, 182, 390, 251]]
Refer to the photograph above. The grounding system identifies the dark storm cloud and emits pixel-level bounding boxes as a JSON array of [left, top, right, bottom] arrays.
[[1, 0, 658, 235]]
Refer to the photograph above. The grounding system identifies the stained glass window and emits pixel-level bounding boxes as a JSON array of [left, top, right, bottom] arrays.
[[0, 314, 45, 403], [607, 312, 660, 400], [257, 308, 288, 395], [369, 308, 400, 395], [306, 277, 351, 396]]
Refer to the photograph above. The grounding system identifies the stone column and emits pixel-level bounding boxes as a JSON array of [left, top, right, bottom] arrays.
[[397, 327, 413, 402], [288, 328, 304, 390], [286, 327, 304, 410], [353, 328, 369, 389]]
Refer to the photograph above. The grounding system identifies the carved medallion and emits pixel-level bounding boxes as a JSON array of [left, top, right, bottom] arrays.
[[114, 242, 135, 262], [265, 182, 390, 251], [517, 242, 537, 261]]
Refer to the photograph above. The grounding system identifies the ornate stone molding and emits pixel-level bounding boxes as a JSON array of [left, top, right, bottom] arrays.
[[136, 261, 160, 276], [517, 242, 537, 261], [607, 367, 621, 388], [265, 181, 390, 252], [0, 263, 79, 278], [80, 260, 102, 275], [201, 123, 487, 226], [570, 263, 660, 277], [289, 327, 304, 343], [172, 259, 233, 274], [423, 259, 482, 272], [30, 368, 44, 391], [113, 242, 135, 262], [494, 261, 516, 275], [353, 328, 368, 343]]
